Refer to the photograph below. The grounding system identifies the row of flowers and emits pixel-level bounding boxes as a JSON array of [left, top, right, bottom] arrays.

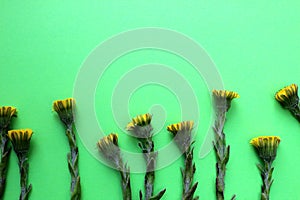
[[0, 83, 297, 200]]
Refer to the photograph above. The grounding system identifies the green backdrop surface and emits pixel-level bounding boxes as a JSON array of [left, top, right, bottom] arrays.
[[1, 1, 300, 199]]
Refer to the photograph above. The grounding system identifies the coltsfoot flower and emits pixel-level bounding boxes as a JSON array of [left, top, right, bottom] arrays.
[[0, 106, 17, 198], [250, 136, 281, 200], [212, 90, 239, 111], [7, 129, 33, 154], [53, 98, 75, 127], [53, 97, 81, 200], [7, 129, 33, 200], [126, 113, 153, 138], [97, 133, 132, 200], [250, 136, 281, 162], [126, 113, 152, 129], [275, 84, 299, 109], [130, 113, 151, 126], [212, 89, 238, 200], [0, 106, 17, 129], [97, 133, 121, 168], [167, 120, 198, 200], [127, 113, 165, 200], [167, 121, 194, 153]]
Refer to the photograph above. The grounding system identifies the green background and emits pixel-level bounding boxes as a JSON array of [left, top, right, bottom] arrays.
[[1, 1, 300, 199]]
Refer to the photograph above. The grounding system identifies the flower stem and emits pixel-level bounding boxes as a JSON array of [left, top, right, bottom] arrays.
[[66, 125, 81, 200], [214, 111, 226, 200], [140, 137, 156, 200], [138, 137, 166, 200], [182, 149, 198, 200], [0, 128, 11, 199], [119, 164, 132, 200], [213, 111, 234, 200], [17, 152, 32, 200], [259, 161, 274, 200], [289, 106, 300, 123]]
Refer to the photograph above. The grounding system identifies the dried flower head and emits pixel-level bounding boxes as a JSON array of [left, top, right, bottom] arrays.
[[126, 113, 153, 138], [7, 129, 33, 154], [0, 106, 17, 129], [167, 121, 194, 153], [167, 121, 194, 135], [97, 133, 122, 168], [213, 90, 240, 111], [275, 84, 299, 109], [250, 136, 281, 162], [126, 113, 152, 129], [53, 98, 75, 126]]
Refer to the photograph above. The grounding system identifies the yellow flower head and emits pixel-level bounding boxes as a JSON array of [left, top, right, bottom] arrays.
[[0, 106, 17, 129], [213, 90, 240, 100], [167, 121, 194, 136], [126, 113, 153, 138], [212, 90, 239, 112], [97, 133, 121, 167], [126, 113, 152, 130], [7, 129, 33, 153], [167, 121, 194, 152], [250, 136, 281, 162], [53, 98, 75, 126], [97, 133, 118, 148], [275, 84, 299, 109]]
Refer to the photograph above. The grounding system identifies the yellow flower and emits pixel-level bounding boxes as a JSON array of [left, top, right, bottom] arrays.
[[97, 133, 121, 167], [53, 98, 75, 126], [126, 113, 152, 130], [275, 84, 299, 109], [167, 121, 194, 136], [0, 106, 17, 128], [250, 136, 281, 162], [53, 98, 75, 112], [7, 129, 33, 153], [0, 106, 17, 118], [97, 133, 119, 148], [167, 121, 194, 152], [212, 90, 239, 112], [212, 90, 240, 100], [126, 113, 153, 138], [126, 113, 152, 129]]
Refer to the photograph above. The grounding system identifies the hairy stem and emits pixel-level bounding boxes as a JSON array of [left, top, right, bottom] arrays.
[[142, 138, 155, 200], [289, 106, 300, 123], [17, 152, 32, 200], [260, 161, 273, 200], [66, 124, 81, 200], [182, 149, 198, 200], [214, 111, 226, 200], [0, 128, 11, 199], [213, 110, 234, 200], [119, 164, 132, 200], [183, 150, 194, 195], [138, 137, 166, 200]]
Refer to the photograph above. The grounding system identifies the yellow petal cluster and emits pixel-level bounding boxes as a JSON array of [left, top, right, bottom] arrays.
[[167, 121, 194, 135], [126, 113, 152, 130], [275, 84, 298, 103], [7, 129, 33, 152], [212, 90, 240, 100]]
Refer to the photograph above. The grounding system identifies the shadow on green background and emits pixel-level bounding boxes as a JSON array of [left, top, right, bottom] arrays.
[[0, 1, 299, 199]]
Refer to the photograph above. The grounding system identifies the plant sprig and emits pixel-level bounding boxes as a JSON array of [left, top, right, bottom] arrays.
[[8, 129, 33, 200], [212, 90, 239, 200], [275, 83, 300, 122], [250, 136, 281, 200], [167, 121, 198, 200], [127, 113, 166, 200], [97, 133, 132, 200], [53, 98, 81, 200], [0, 106, 16, 198]]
